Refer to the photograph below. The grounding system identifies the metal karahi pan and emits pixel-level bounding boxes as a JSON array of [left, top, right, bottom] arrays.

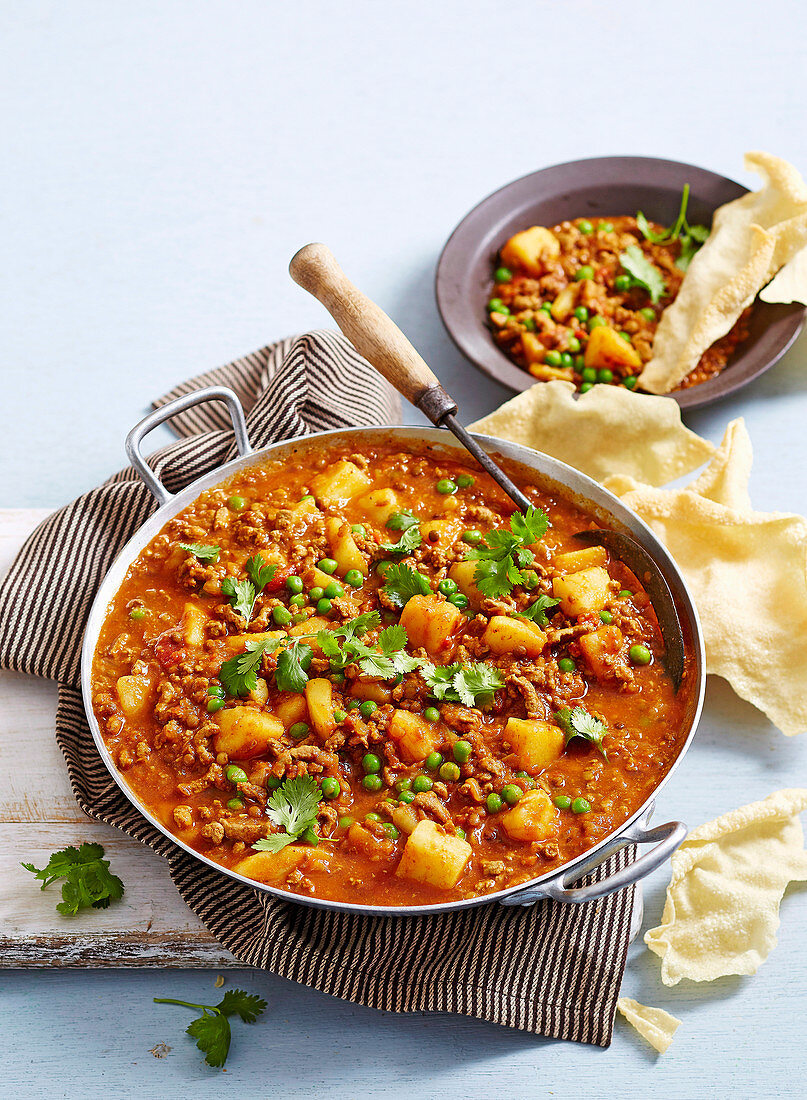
[[80, 384, 705, 916]]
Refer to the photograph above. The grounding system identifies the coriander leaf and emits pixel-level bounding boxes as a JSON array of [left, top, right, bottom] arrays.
[[221, 576, 256, 622], [275, 643, 313, 693], [471, 555, 523, 598], [179, 542, 220, 562], [186, 1013, 231, 1068], [245, 554, 277, 594], [453, 663, 505, 707], [619, 245, 666, 304], [379, 524, 422, 556], [382, 563, 432, 609], [555, 706, 608, 757], [22, 843, 124, 917], [635, 211, 667, 244], [386, 510, 419, 531], [686, 223, 710, 243], [517, 594, 560, 627], [336, 610, 382, 640], [465, 508, 550, 598], [251, 832, 298, 853], [316, 630, 343, 660], [263, 775, 321, 841], [219, 637, 277, 697], [510, 505, 549, 546], [379, 623, 408, 653], [356, 651, 397, 679], [218, 989, 268, 1024]]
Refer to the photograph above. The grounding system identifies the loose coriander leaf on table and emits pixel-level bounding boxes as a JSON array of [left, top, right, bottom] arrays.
[[382, 563, 432, 608], [220, 576, 256, 622], [218, 989, 268, 1024], [379, 524, 422, 555], [619, 245, 667, 304], [555, 705, 608, 757], [154, 988, 267, 1069], [179, 542, 221, 562], [22, 843, 124, 916], [245, 553, 277, 593]]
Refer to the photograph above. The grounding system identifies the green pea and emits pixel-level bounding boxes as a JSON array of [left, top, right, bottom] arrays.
[[559, 352, 573, 369], [554, 794, 572, 810], [272, 606, 292, 626], [365, 812, 382, 822], [333, 709, 346, 724], [558, 657, 576, 673], [456, 474, 474, 489], [309, 586, 324, 601], [321, 777, 341, 800], [363, 753, 382, 775], [227, 797, 244, 811], [351, 524, 366, 537], [544, 350, 562, 367], [486, 792, 503, 813], [395, 777, 412, 792], [599, 610, 613, 624], [588, 315, 607, 330], [575, 265, 594, 282], [462, 529, 482, 545], [574, 306, 589, 322], [317, 598, 333, 615], [266, 775, 281, 791], [619, 331, 632, 343], [375, 560, 395, 579], [623, 376, 638, 390], [423, 707, 440, 723], [412, 775, 433, 793], [567, 337, 581, 353], [452, 740, 472, 764], [629, 643, 652, 666], [225, 764, 248, 784], [204, 696, 223, 713], [129, 607, 146, 621], [289, 722, 309, 741], [501, 784, 522, 806], [286, 575, 303, 594], [338, 816, 355, 829], [287, 593, 305, 609], [522, 317, 537, 332], [324, 581, 344, 599], [381, 823, 400, 840], [438, 578, 458, 596], [574, 355, 585, 371], [540, 302, 553, 314], [455, 828, 467, 841], [496, 305, 512, 317], [345, 699, 360, 710], [398, 790, 416, 804], [487, 297, 506, 313], [578, 219, 594, 235], [227, 494, 247, 512], [494, 266, 512, 283], [580, 382, 594, 393], [599, 221, 614, 232], [522, 570, 539, 590], [437, 478, 457, 495], [362, 774, 383, 792], [292, 612, 308, 624], [619, 589, 633, 598], [424, 752, 443, 771], [207, 684, 225, 697], [318, 558, 338, 575], [596, 368, 614, 384], [640, 307, 656, 322], [332, 671, 345, 684], [581, 367, 597, 383], [439, 761, 460, 782], [359, 700, 378, 719], [572, 797, 591, 814], [344, 569, 363, 588], [614, 274, 632, 291], [448, 592, 469, 609]]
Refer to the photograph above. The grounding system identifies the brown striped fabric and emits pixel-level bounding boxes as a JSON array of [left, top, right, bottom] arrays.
[[0, 330, 635, 1046]]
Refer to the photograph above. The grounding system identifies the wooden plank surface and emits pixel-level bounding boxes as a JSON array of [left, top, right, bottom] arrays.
[[0, 509, 238, 966]]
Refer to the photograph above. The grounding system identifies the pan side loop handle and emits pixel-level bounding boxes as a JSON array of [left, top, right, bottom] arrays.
[[125, 386, 252, 506], [499, 806, 686, 907]]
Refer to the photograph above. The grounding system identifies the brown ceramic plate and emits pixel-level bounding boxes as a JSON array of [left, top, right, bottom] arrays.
[[435, 156, 805, 410]]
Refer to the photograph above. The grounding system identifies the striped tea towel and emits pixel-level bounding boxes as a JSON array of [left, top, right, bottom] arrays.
[[0, 330, 635, 1045]]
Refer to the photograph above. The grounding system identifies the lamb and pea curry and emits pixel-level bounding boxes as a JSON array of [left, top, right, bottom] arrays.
[[92, 442, 693, 906]]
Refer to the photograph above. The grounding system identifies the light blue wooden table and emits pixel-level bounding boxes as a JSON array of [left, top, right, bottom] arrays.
[[3, 2, 806, 1095]]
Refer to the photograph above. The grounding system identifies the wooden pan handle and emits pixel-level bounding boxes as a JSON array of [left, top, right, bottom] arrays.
[[289, 243, 442, 406]]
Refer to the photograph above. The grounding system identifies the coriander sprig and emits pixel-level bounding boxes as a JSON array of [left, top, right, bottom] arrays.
[[421, 661, 504, 707], [22, 843, 124, 916], [179, 542, 220, 562], [618, 245, 667, 304], [154, 988, 267, 1068], [253, 775, 322, 853], [464, 506, 549, 598], [555, 706, 608, 757], [516, 594, 560, 627], [636, 184, 710, 271], [220, 553, 277, 624]]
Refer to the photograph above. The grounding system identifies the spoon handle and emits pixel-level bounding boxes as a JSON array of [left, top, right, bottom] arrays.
[[289, 243, 445, 408]]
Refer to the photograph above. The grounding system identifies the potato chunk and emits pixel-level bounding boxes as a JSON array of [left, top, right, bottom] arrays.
[[396, 819, 472, 890], [584, 325, 642, 373], [388, 709, 439, 763], [500, 789, 559, 842], [311, 459, 371, 507], [182, 602, 207, 648], [214, 707, 284, 758], [553, 545, 607, 574], [579, 624, 625, 679], [550, 283, 578, 322], [448, 559, 482, 603], [505, 717, 565, 772], [236, 847, 330, 885], [116, 675, 152, 718], [349, 681, 393, 704], [500, 226, 560, 277], [355, 486, 399, 525], [273, 692, 308, 729], [552, 566, 611, 617], [400, 594, 461, 656], [419, 517, 464, 546], [305, 677, 335, 740], [483, 615, 547, 657], [325, 517, 367, 577]]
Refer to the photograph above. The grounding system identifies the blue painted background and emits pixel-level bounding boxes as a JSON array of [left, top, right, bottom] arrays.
[[3, 1, 807, 1094]]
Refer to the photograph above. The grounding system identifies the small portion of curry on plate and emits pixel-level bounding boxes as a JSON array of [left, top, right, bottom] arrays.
[[91, 441, 694, 906]]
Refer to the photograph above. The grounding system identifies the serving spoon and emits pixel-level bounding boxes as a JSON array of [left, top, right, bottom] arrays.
[[289, 243, 685, 689]]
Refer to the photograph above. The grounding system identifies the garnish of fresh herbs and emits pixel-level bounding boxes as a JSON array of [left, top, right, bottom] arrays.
[[516, 594, 560, 627], [382, 562, 433, 608], [153, 988, 267, 1068], [555, 706, 608, 757], [220, 553, 277, 623], [618, 244, 667, 304], [463, 506, 549, 598], [385, 510, 419, 531], [379, 524, 422, 556], [22, 843, 124, 916], [179, 542, 220, 562], [252, 775, 322, 853], [421, 660, 504, 707], [636, 183, 710, 271]]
